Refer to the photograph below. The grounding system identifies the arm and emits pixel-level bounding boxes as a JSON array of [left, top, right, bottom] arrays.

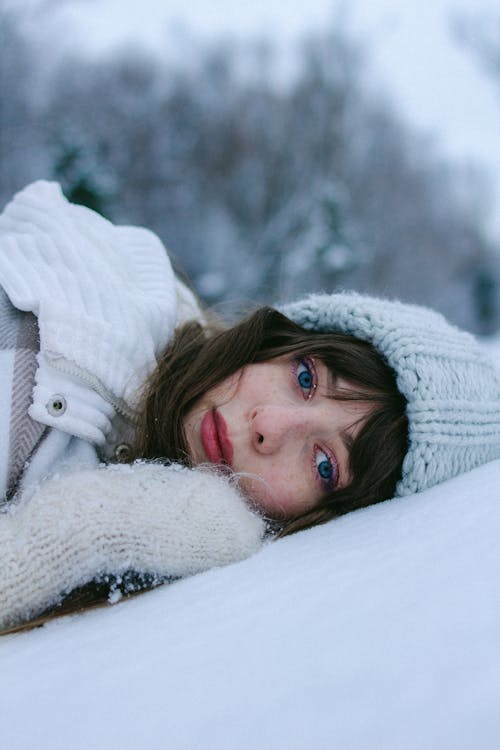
[[0, 181, 177, 442], [0, 462, 265, 629]]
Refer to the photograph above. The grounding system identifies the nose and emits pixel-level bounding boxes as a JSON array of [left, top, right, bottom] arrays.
[[251, 405, 307, 455]]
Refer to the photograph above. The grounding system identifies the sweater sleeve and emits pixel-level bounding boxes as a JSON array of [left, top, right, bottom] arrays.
[[0, 462, 265, 630], [0, 181, 178, 443]]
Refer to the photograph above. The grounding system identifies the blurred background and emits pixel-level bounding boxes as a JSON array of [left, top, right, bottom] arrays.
[[1, 0, 499, 332]]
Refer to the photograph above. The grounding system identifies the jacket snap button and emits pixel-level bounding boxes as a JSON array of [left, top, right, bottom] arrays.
[[115, 443, 131, 462], [47, 395, 67, 417]]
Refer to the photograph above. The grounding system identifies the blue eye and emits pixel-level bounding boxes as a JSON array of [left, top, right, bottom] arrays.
[[296, 358, 317, 398], [298, 368, 313, 389], [318, 459, 333, 480], [315, 448, 337, 488]]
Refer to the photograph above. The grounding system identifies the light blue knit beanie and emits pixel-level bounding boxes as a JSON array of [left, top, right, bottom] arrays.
[[281, 292, 500, 496]]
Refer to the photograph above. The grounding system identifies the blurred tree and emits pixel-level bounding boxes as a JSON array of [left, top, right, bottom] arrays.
[[451, 9, 500, 331], [0, 3, 48, 207], [51, 127, 113, 216], [3, 8, 498, 331], [474, 265, 498, 334]]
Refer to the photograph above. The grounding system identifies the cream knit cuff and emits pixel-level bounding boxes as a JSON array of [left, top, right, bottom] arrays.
[[0, 462, 265, 629]]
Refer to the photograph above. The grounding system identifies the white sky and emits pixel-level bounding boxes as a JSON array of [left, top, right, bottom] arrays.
[[20, 0, 500, 239]]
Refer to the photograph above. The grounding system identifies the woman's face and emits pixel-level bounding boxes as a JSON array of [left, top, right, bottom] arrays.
[[183, 355, 372, 520]]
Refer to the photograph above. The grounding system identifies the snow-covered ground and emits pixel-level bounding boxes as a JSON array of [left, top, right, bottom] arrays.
[[1, 343, 499, 750]]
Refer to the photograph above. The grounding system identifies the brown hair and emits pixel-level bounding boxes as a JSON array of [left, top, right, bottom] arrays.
[[134, 306, 408, 535], [2, 307, 407, 634]]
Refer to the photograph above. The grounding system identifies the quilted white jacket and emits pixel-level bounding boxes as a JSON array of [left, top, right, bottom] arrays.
[[0, 180, 201, 489]]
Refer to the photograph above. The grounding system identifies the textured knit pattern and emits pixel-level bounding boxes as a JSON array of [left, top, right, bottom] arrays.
[[282, 292, 500, 495], [0, 461, 265, 629], [0, 180, 177, 443], [0, 289, 46, 500]]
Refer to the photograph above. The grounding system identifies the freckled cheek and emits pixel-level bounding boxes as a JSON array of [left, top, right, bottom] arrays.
[[239, 463, 313, 519]]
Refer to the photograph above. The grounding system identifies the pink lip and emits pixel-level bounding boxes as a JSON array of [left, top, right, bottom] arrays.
[[200, 409, 234, 467]]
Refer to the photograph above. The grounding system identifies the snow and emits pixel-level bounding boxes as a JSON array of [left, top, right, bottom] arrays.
[[1, 425, 500, 747], [2, 11, 498, 745]]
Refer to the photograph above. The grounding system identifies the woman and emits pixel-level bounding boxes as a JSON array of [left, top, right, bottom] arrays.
[[1, 181, 499, 631]]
